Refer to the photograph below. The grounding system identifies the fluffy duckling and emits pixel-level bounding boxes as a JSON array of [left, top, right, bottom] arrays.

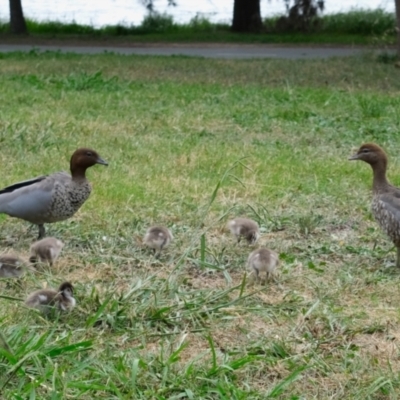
[[247, 248, 279, 283], [29, 237, 64, 266], [227, 217, 259, 244], [350, 143, 400, 268], [0, 255, 26, 278], [0, 148, 108, 239], [25, 282, 76, 313], [143, 226, 173, 258]]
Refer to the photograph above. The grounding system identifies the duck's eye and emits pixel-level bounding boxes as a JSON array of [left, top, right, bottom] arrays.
[[362, 148, 370, 153], [85, 151, 93, 157]]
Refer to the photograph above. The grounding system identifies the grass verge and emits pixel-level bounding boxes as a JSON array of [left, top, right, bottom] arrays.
[[0, 9, 397, 45]]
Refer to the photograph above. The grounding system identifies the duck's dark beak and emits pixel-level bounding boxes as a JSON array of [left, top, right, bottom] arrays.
[[96, 157, 108, 166], [348, 153, 359, 161]]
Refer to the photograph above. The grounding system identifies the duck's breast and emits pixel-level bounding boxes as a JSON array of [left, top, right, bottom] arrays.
[[48, 177, 92, 221], [372, 193, 400, 245]]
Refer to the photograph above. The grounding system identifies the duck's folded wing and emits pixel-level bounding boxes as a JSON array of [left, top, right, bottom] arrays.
[[0, 172, 69, 221], [376, 193, 400, 226], [0, 175, 48, 194]]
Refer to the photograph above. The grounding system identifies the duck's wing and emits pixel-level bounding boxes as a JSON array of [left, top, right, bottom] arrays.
[[379, 193, 400, 218], [0, 172, 70, 222], [388, 185, 400, 199], [0, 176, 48, 194], [374, 193, 400, 244]]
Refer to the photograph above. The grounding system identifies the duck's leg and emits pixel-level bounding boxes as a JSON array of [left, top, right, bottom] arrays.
[[153, 248, 160, 259], [38, 224, 45, 239], [397, 247, 400, 268]]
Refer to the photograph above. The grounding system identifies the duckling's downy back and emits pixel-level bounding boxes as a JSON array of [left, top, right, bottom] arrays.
[[144, 226, 173, 249], [25, 281, 76, 313], [227, 218, 259, 244], [247, 248, 279, 282], [30, 237, 64, 266], [0, 255, 26, 278]]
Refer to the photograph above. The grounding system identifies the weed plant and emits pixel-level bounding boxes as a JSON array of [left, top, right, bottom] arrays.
[[0, 51, 400, 398]]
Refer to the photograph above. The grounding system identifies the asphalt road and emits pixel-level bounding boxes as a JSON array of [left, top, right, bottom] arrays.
[[0, 43, 376, 59]]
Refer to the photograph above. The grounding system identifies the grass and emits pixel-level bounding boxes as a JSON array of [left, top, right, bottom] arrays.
[[0, 50, 400, 398], [0, 9, 397, 45]]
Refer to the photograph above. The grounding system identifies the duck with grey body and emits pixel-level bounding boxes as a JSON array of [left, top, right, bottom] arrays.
[[25, 281, 76, 313], [143, 226, 173, 258], [349, 143, 400, 268], [0, 148, 108, 239], [30, 237, 64, 267], [227, 218, 260, 244]]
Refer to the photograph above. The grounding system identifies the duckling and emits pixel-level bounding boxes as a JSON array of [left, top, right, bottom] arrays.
[[227, 217, 259, 244], [29, 237, 64, 267], [25, 281, 75, 313], [0, 255, 26, 278], [0, 148, 108, 239], [350, 143, 400, 268], [247, 248, 279, 283], [143, 226, 173, 258]]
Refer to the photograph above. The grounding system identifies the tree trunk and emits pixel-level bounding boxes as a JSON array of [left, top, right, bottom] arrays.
[[395, 0, 400, 58], [232, 0, 262, 32], [9, 0, 28, 34]]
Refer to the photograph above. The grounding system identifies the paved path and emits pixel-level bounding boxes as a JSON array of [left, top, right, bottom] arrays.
[[0, 43, 376, 59]]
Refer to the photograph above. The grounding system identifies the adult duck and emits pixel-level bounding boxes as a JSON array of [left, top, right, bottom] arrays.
[[0, 148, 107, 238], [350, 143, 400, 267]]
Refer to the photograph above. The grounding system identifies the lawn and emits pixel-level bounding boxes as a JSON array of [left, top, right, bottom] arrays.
[[0, 50, 400, 398]]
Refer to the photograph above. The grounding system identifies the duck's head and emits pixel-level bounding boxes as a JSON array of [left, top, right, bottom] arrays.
[[349, 143, 388, 166], [70, 148, 108, 177], [59, 281, 74, 298]]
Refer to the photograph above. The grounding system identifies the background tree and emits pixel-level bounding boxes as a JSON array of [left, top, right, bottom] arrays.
[[232, 0, 262, 32], [9, 0, 27, 34], [275, 0, 324, 32], [396, 0, 400, 57]]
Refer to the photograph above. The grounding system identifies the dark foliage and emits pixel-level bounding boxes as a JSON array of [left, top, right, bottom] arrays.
[[275, 0, 324, 32]]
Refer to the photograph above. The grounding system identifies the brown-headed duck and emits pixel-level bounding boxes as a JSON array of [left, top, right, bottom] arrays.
[[350, 143, 400, 267], [0, 148, 107, 238]]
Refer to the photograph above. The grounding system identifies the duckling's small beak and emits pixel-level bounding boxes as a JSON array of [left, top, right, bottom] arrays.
[[348, 153, 359, 161], [96, 157, 108, 166]]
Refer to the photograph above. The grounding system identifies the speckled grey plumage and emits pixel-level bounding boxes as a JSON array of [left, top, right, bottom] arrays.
[[0, 148, 107, 238], [0, 172, 91, 224], [350, 143, 400, 267]]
